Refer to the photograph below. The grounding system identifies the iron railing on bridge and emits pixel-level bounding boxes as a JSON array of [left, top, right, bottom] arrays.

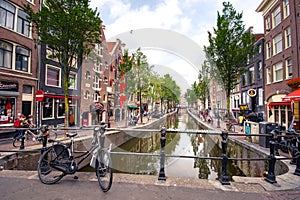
[[1, 126, 299, 185]]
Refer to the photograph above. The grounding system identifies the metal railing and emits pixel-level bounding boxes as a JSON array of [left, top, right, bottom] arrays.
[[1, 126, 299, 185]]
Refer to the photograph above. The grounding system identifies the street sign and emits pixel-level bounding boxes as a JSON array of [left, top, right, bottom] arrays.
[[35, 90, 44, 102]]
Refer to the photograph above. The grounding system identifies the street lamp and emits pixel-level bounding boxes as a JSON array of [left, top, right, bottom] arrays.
[[217, 103, 221, 128], [138, 78, 143, 124]]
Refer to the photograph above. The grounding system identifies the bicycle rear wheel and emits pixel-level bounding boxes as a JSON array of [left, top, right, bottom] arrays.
[[37, 145, 67, 184], [96, 150, 113, 192], [12, 136, 22, 147]]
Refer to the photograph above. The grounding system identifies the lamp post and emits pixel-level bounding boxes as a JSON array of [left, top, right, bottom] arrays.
[[217, 103, 221, 128], [138, 77, 143, 124]]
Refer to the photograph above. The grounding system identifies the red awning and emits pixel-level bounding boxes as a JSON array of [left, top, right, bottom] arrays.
[[282, 88, 300, 102], [268, 102, 291, 107]]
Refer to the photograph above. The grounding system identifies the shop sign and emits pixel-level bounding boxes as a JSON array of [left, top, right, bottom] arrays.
[[247, 88, 257, 97], [0, 81, 18, 92]]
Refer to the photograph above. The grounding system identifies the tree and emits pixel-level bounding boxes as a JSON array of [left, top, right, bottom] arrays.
[[193, 61, 210, 111], [204, 1, 255, 123], [24, 0, 102, 127]]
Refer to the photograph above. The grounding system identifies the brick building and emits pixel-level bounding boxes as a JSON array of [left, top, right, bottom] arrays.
[[0, 0, 39, 128], [256, 0, 300, 128]]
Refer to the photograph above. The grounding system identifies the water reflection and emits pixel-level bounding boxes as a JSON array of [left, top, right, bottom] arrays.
[[111, 111, 245, 180]]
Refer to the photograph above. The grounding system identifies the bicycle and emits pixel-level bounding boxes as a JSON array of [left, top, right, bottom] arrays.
[[37, 124, 113, 192], [13, 125, 57, 148]]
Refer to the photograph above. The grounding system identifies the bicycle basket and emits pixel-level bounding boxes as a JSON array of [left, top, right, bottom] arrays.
[[53, 144, 70, 159]]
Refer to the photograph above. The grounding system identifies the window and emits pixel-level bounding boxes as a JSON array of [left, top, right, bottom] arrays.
[[84, 91, 90, 99], [69, 73, 77, 89], [15, 46, 30, 72], [93, 75, 100, 89], [266, 41, 271, 59], [17, 9, 30, 37], [0, 0, 15, 30], [241, 74, 246, 86], [273, 62, 283, 82], [273, 33, 282, 55], [272, 6, 281, 28], [56, 99, 65, 118], [22, 85, 32, 94], [42, 97, 53, 119], [286, 58, 292, 79], [266, 67, 271, 84], [46, 65, 61, 87], [85, 71, 91, 79], [46, 46, 58, 61], [265, 16, 271, 31], [283, 0, 290, 18], [257, 61, 263, 80], [0, 40, 12, 69], [258, 88, 263, 106], [285, 27, 291, 48], [257, 44, 262, 54], [248, 67, 254, 84]]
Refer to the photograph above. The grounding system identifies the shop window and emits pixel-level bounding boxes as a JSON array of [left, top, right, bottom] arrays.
[[46, 65, 61, 87], [42, 97, 53, 119], [0, 0, 15, 30], [0, 40, 13, 69], [0, 97, 14, 124], [56, 99, 65, 118], [15, 46, 30, 72]]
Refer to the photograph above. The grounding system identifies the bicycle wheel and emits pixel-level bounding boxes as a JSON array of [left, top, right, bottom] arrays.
[[12, 136, 22, 147], [96, 150, 113, 192], [37, 145, 68, 184]]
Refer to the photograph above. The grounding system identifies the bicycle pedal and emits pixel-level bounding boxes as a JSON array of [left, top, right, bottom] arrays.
[[74, 176, 78, 180]]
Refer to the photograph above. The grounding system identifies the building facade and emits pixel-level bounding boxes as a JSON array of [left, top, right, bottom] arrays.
[[256, 0, 300, 128], [0, 0, 39, 128]]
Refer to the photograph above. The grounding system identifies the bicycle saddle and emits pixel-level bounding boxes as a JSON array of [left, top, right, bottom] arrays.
[[66, 132, 77, 137]]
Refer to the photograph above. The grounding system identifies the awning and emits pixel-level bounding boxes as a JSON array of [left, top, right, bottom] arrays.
[[268, 102, 291, 107], [282, 88, 300, 102]]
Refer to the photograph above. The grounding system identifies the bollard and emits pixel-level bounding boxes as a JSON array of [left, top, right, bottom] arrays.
[[271, 129, 280, 156], [265, 141, 277, 184], [220, 131, 230, 185], [289, 137, 298, 165], [294, 137, 300, 176], [158, 127, 166, 181], [41, 135, 48, 154]]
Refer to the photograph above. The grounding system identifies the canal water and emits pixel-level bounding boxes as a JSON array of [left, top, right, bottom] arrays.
[[108, 111, 245, 180]]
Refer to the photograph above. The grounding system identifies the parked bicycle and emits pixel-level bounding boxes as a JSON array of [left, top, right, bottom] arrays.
[[37, 124, 113, 192], [13, 125, 57, 148]]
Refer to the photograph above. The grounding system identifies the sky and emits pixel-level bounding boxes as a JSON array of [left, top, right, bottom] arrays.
[[90, 0, 265, 92]]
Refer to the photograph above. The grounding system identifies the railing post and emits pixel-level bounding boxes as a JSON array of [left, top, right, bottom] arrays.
[[289, 137, 298, 165], [220, 131, 230, 185], [20, 131, 25, 150], [158, 127, 166, 181], [265, 141, 277, 183], [294, 137, 300, 176]]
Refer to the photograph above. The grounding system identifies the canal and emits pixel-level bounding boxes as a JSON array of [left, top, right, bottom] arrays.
[[108, 111, 245, 180]]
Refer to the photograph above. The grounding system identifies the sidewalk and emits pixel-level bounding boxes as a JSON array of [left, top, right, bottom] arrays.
[[1, 170, 299, 200]]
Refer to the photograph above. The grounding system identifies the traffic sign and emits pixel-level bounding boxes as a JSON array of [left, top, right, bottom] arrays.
[[35, 90, 44, 102]]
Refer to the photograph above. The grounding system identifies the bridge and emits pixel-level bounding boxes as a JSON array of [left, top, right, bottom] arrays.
[[0, 109, 299, 199]]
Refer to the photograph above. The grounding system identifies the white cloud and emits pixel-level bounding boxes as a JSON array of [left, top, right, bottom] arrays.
[[92, 0, 265, 91]]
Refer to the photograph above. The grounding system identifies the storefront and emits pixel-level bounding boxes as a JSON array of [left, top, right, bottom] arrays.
[[0, 81, 19, 127], [282, 88, 300, 131]]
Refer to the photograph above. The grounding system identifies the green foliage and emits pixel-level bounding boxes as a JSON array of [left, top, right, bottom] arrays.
[[193, 61, 210, 109], [204, 1, 255, 121], [119, 49, 134, 76], [23, 0, 102, 127]]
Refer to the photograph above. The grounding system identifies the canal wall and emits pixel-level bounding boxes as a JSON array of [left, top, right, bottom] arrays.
[[187, 109, 289, 177], [0, 113, 172, 171]]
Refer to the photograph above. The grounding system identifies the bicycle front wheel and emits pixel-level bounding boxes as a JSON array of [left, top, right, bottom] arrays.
[[37, 146, 65, 184], [96, 150, 113, 192]]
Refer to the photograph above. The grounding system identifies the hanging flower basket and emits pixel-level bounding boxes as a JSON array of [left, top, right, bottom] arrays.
[[286, 78, 300, 88]]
